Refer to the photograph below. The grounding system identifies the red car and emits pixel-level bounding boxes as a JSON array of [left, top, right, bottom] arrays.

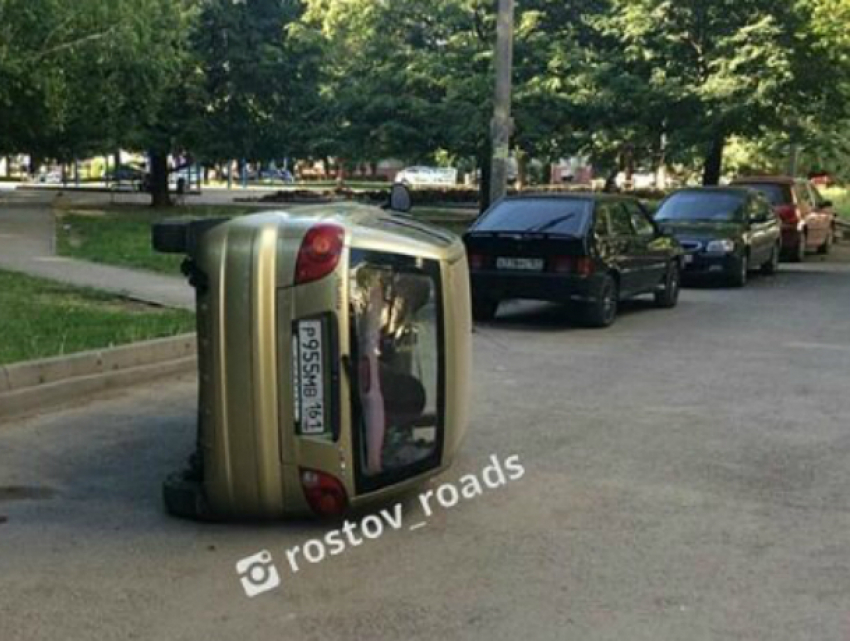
[[731, 176, 836, 261]]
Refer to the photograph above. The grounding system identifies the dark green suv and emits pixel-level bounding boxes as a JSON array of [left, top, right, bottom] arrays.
[[655, 188, 782, 287]]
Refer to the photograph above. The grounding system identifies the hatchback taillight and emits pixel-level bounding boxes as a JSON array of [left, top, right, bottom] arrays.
[[300, 468, 349, 517], [295, 223, 345, 285]]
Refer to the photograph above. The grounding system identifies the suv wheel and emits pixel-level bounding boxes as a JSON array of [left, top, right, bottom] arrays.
[[471, 296, 499, 322], [790, 232, 807, 262], [584, 275, 618, 328], [761, 244, 780, 275], [729, 254, 749, 288], [818, 228, 834, 255], [654, 261, 680, 308]]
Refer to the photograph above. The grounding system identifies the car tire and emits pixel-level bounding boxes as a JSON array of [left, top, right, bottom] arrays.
[[729, 254, 749, 288], [790, 232, 807, 263], [818, 228, 833, 255], [761, 244, 780, 275], [471, 297, 499, 322], [583, 275, 618, 328], [163, 472, 210, 521], [654, 261, 680, 308]]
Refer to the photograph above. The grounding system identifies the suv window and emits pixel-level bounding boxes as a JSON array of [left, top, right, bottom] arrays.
[[623, 201, 655, 236], [794, 184, 814, 209]]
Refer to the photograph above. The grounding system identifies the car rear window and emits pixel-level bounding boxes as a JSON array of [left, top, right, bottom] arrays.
[[655, 192, 746, 222], [734, 183, 792, 206], [474, 199, 592, 235]]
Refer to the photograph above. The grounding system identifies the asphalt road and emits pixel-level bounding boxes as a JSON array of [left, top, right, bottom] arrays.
[[2, 246, 850, 641]]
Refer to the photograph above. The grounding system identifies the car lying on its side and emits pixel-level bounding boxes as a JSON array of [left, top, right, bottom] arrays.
[[730, 176, 836, 261], [463, 194, 684, 328], [654, 187, 781, 287]]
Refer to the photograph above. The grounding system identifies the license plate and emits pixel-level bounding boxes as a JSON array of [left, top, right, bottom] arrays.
[[295, 320, 326, 435], [496, 257, 544, 271], [683, 254, 694, 265]]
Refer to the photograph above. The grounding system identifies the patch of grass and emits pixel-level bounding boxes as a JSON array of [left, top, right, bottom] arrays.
[[821, 187, 850, 220], [57, 204, 260, 274], [0, 269, 195, 365]]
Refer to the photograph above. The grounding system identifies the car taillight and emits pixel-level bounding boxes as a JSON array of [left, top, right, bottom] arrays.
[[468, 253, 485, 270], [295, 223, 345, 285], [300, 468, 349, 517], [775, 204, 798, 224]]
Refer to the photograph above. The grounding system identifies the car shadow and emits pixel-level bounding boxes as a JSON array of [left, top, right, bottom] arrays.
[[476, 297, 659, 333]]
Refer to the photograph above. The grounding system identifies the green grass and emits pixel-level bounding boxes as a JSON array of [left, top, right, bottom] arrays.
[[821, 187, 850, 220], [0, 269, 195, 365], [57, 204, 260, 274]]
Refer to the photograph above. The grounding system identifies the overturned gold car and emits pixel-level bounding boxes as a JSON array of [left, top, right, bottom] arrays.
[[153, 197, 471, 520]]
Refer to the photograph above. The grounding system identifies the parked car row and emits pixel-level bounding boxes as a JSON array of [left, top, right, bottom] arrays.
[[463, 176, 837, 327]]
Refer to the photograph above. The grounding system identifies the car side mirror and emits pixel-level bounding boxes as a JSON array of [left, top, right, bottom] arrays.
[[387, 183, 412, 213]]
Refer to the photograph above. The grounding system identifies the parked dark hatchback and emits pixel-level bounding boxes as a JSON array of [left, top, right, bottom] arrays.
[[655, 187, 781, 287], [463, 194, 683, 327]]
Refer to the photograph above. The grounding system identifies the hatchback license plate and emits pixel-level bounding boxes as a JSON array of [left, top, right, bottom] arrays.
[[295, 320, 326, 435], [496, 257, 544, 271]]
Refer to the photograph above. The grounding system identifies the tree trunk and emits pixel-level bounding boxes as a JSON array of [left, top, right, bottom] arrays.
[[702, 134, 725, 186], [149, 151, 171, 207], [516, 149, 528, 190]]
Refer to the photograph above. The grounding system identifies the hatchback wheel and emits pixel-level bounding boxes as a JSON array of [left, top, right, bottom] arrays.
[[654, 261, 680, 308], [584, 275, 618, 328], [761, 244, 780, 275], [471, 296, 499, 322], [729, 254, 748, 288]]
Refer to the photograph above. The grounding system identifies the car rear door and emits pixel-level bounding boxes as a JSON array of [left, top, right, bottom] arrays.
[[807, 182, 833, 245], [793, 182, 822, 248], [597, 201, 642, 296], [624, 200, 668, 290]]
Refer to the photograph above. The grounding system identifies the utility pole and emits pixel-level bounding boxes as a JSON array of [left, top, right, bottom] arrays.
[[489, 0, 515, 206]]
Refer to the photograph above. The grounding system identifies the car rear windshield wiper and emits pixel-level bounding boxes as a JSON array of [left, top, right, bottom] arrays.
[[526, 213, 577, 233]]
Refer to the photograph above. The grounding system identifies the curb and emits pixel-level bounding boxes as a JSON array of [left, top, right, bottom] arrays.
[[0, 334, 197, 423]]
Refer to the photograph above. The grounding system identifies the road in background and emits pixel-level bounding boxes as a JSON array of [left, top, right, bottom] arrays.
[[1, 243, 849, 640]]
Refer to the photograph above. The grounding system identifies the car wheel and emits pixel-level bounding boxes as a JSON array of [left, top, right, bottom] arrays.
[[761, 244, 780, 275], [818, 228, 834, 255], [654, 261, 680, 308], [729, 254, 748, 288], [584, 275, 618, 328], [471, 296, 499, 322], [790, 232, 807, 263]]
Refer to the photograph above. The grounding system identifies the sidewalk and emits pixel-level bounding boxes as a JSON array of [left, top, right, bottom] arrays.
[[0, 193, 193, 309]]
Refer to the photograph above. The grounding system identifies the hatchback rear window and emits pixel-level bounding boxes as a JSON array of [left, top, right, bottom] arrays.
[[655, 192, 746, 222], [474, 199, 592, 235], [734, 183, 792, 206]]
